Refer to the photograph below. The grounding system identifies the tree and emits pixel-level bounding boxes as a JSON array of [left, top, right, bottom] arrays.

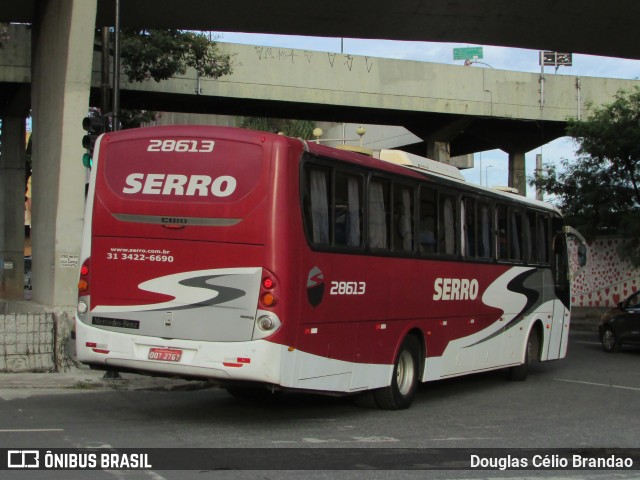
[[240, 118, 316, 139], [99, 29, 234, 129], [118, 109, 159, 130], [120, 29, 233, 83], [531, 86, 640, 264]]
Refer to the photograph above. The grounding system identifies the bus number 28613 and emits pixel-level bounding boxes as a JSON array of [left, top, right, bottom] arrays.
[[147, 139, 215, 153], [329, 281, 366, 295]]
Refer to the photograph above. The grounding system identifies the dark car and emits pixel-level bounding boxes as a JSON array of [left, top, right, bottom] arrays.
[[24, 256, 32, 290], [599, 291, 640, 352]]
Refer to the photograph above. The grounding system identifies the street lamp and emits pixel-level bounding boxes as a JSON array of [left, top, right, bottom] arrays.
[[485, 165, 494, 187]]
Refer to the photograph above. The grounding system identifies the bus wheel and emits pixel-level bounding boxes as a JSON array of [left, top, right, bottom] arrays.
[[508, 328, 541, 381], [374, 335, 421, 410]]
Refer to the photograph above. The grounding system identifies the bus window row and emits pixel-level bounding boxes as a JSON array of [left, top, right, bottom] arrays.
[[301, 158, 553, 265]]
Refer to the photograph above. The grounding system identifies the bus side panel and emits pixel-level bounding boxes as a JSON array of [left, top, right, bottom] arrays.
[[293, 250, 521, 387]]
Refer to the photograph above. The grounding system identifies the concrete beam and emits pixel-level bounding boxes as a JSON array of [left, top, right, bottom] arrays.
[[30, 0, 97, 309]]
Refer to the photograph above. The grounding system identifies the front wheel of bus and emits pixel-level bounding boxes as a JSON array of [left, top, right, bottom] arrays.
[[508, 328, 541, 381], [374, 335, 421, 410]]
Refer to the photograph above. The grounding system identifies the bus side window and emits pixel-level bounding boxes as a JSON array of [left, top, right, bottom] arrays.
[[496, 205, 508, 260], [418, 186, 437, 255], [510, 208, 523, 261], [335, 172, 363, 248], [306, 167, 331, 245], [462, 197, 476, 257], [525, 211, 537, 263], [393, 185, 414, 253], [478, 203, 492, 259], [538, 215, 550, 263], [368, 178, 390, 250], [439, 193, 457, 255]]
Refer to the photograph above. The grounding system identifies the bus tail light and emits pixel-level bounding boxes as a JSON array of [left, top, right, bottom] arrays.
[[253, 313, 282, 340], [257, 315, 276, 331], [259, 271, 279, 308], [254, 269, 282, 339], [78, 259, 90, 295], [261, 292, 276, 307], [77, 259, 91, 316]]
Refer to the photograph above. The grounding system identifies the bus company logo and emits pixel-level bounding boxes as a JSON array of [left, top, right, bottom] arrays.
[[7, 450, 39, 468], [122, 173, 237, 198], [306, 267, 324, 307], [433, 277, 479, 301], [161, 217, 187, 225]]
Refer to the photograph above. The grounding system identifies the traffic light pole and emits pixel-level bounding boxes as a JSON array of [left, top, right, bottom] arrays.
[[101, 27, 110, 122]]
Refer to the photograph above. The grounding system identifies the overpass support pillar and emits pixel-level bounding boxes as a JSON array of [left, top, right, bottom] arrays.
[[31, 0, 97, 309], [508, 151, 527, 196], [0, 117, 27, 299], [426, 141, 451, 164]]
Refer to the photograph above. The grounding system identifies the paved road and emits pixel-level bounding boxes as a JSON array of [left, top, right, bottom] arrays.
[[1, 330, 639, 479]]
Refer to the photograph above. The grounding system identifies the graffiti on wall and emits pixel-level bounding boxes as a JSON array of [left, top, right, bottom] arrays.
[[253, 47, 374, 72], [570, 237, 640, 307]]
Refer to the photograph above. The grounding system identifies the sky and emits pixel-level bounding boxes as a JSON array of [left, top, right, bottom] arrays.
[[214, 32, 640, 199]]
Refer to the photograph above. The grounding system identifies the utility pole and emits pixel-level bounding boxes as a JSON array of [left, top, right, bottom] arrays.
[[101, 27, 110, 124], [112, 0, 121, 132]]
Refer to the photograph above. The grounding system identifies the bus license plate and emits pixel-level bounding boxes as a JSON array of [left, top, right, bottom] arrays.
[[148, 348, 182, 362]]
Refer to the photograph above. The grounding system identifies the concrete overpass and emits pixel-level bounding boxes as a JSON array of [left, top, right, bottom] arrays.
[[0, 0, 638, 313], [3, 0, 640, 61], [4, 24, 638, 182], [109, 43, 634, 158]]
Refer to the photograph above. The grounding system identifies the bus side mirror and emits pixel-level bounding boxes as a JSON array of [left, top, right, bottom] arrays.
[[563, 226, 587, 278], [578, 244, 587, 267]]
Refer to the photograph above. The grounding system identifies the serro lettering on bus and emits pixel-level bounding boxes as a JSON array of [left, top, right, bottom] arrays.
[[433, 277, 479, 301], [122, 173, 237, 197]]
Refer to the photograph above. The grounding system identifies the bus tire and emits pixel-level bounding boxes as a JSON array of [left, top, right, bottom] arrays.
[[508, 327, 541, 381], [374, 335, 421, 410]]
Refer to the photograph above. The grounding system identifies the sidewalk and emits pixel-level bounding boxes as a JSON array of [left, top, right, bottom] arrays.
[[0, 366, 211, 393]]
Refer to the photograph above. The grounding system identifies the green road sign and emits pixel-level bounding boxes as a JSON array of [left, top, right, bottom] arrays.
[[453, 47, 484, 61]]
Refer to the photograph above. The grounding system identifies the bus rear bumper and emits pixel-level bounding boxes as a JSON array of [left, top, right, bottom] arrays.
[[75, 318, 283, 385]]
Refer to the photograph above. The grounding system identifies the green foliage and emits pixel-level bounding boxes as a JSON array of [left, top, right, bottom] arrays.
[[119, 110, 158, 130], [530, 86, 640, 264], [120, 29, 233, 83], [240, 118, 316, 139]]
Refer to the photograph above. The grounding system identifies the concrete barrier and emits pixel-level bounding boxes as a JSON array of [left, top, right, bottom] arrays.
[[0, 311, 73, 372]]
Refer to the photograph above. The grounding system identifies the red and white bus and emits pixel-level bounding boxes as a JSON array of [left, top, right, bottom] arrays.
[[76, 125, 579, 409]]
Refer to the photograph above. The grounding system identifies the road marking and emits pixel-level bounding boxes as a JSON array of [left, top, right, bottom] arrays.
[[303, 436, 399, 443], [0, 428, 64, 432], [555, 378, 640, 392]]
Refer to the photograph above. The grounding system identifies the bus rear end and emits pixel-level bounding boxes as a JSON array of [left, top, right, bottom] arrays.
[[75, 126, 296, 386]]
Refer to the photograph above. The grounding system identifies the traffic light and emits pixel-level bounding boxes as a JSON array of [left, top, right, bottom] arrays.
[[81, 115, 104, 168]]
